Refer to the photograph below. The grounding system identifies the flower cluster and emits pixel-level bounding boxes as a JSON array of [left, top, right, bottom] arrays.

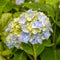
[[6, 9, 53, 48], [15, 0, 25, 5], [15, 0, 39, 5]]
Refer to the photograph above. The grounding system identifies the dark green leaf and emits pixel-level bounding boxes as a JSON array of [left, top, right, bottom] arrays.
[[0, 42, 3, 51], [56, 36, 60, 45], [20, 43, 33, 55], [56, 49, 60, 60], [13, 52, 26, 60], [34, 44, 45, 56], [40, 47, 56, 60], [43, 40, 54, 47], [56, 21, 60, 27]]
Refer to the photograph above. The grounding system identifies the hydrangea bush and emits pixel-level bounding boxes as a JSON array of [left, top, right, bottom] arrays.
[[0, 0, 60, 60]]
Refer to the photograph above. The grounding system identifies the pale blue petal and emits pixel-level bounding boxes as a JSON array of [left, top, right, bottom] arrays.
[[37, 39, 42, 44], [29, 34, 40, 44], [18, 18, 26, 24], [21, 24, 29, 33], [6, 40, 14, 48], [42, 31, 50, 39], [32, 20, 43, 30], [30, 39, 38, 44], [16, 0, 24, 5], [20, 32, 30, 43], [11, 35, 18, 41], [38, 14, 45, 22]]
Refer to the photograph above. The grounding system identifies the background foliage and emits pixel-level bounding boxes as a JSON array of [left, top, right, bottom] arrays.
[[0, 0, 60, 60]]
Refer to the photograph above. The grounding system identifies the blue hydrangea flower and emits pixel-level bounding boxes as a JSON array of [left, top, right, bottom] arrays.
[[5, 9, 53, 48], [42, 31, 51, 39], [6, 34, 21, 48], [16, 0, 25, 5], [32, 20, 43, 30], [29, 34, 42, 44], [18, 17, 27, 24], [19, 32, 30, 43], [5, 23, 11, 32], [6, 41, 14, 48]]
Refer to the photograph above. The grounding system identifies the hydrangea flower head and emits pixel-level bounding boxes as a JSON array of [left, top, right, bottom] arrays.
[[15, 0, 25, 5], [6, 9, 53, 48]]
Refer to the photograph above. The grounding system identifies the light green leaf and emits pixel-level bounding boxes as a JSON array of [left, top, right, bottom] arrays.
[[0, 0, 9, 14], [46, 0, 59, 5], [0, 13, 12, 32], [1, 49, 12, 56], [24, 3, 55, 18], [3, 2, 13, 12]]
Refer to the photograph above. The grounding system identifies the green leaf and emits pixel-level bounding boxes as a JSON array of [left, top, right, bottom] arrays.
[[43, 40, 54, 47], [24, 3, 55, 18], [1, 49, 12, 56], [13, 12, 21, 18], [46, 0, 59, 5], [56, 21, 60, 27], [40, 47, 56, 60], [0, 13, 12, 32], [19, 52, 26, 60], [3, 2, 13, 12], [56, 49, 60, 60], [33, 44, 45, 56], [13, 52, 26, 60], [0, 42, 3, 51], [20, 43, 45, 56], [20, 43, 33, 55], [0, 0, 9, 13], [56, 36, 60, 45]]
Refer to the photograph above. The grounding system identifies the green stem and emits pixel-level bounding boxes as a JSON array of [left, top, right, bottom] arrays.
[[53, 24, 56, 60], [32, 45, 37, 60], [27, 54, 33, 60], [53, 5, 58, 60]]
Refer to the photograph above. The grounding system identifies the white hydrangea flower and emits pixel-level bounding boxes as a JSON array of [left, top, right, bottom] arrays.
[[35, 0, 39, 2], [59, 4, 60, 8]]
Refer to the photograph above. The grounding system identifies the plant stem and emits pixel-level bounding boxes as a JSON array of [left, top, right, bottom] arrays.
[[32, 45, 37, 60], [27, 54, 33, 60], [53, 4, 58, 60]]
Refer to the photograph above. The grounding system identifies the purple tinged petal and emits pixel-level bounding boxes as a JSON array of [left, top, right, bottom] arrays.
[[20, 32, 30, 43], [42, 31, 51, 39], [16, 0, 24, 5]]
